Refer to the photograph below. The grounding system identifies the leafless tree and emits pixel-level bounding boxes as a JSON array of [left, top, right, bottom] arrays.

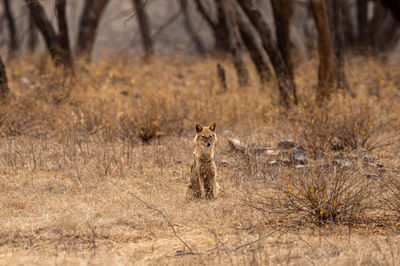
[[27, 12, 38, 52], [25, 0, 64, 64], [56, 0, 73, 68], [3, 0, 18, 58], [235, 6, 271, 84], [25, 0, 73, 68], [356, 0, 368, 49], [181, 0, 206, 55], [381, 0, 400, 22], [309, 0, 336, 102], [326, 0, 348, 90], [0, 55, 9, 101], [76, 0, 109, 60], [194, 0, 229, 53], [219, 0, 249, 87], [237, 0, 297, 107], [132, 0, 154, 58], [270, 0, 297, 104]]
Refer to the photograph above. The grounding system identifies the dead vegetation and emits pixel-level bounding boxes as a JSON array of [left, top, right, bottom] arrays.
[[0, 55, 400, 265]]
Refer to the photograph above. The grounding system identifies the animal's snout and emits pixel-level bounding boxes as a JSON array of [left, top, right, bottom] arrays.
[[207, 142, 211, 147]]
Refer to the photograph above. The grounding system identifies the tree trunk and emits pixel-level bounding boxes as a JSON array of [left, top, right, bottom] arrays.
[[193, 0, 231, 54], [27, 12, 38, 52], [214, 1, 230, 53], [181, 0, 206, 55], [339, 0, 355, 49], [219, 0, 249, 87], [237, 0, 295, 107], [76, 0, 109, 60], [3, 0, 18, 58], [270, 0, 297, 104], [0, 55, 9, 101], [357, 0, 369, 49], [132, 0, 154, 58], [381, 0, 400, 22], [310, 0, 336, 102], [372, 6, 399, 53], [327, 0, 348, 90], [235, 7, 271, 84], [25, 0, 64, 64], [56, 0, 73, 68]]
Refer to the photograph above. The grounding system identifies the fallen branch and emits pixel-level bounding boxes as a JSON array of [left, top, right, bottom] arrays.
[[131, 193, 192, 251], [175, 202, 327, 256]]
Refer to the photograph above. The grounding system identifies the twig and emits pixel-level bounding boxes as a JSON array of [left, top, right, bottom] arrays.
[[151, 0, 186, 39], [227, 203, 326, 252], [131, 193, 192, 251], [123, 0, 152, 26]]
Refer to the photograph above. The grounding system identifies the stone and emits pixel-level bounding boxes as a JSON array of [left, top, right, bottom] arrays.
[[332, 159, 354, 168], [277, 140, 295, 149], [290, 148, 307, 165], [228, 138, 248, 153], [269, 160, 291, 167]]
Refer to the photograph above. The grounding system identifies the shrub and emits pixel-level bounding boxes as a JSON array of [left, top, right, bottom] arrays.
[[246, 166, 375, 225]]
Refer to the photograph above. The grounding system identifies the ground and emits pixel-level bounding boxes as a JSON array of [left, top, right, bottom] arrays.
[[0, 55, 399, 265]]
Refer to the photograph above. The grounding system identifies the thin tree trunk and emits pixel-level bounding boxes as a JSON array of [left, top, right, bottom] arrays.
[[56, 0, 73, 68], [327, 0, 348, 90], [132, 0, 154, 58], [193, 0, 229, 53], [76, 0, 109, 60], [339, 0, 355, 49], [27, 12, 38, 52], [25, 0, 64, 64], [219, 0, 249, 87], [357, 0, 368, 49], [181, 0, 206, 55], [310, 0, 336, 103], [236, 7, 271, 84], [0, 55, 9, 101], [3, 0, 18, 58], [193, 0, 216, 30], [215, 1, 230, 53], [381, 0, 400, 22], [270, 0, 297, 104], [373, 10, 399, 53], [237, 0, 295, 107]]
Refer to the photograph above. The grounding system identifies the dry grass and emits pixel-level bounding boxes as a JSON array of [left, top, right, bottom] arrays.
[[0, 54, 400, 265]]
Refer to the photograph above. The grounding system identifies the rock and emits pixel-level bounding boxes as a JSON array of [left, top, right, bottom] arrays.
[[20, 77, 30, 85], [277, 140, 295, 149], [228, 138, 248, 153], [269, 160, 291, 167], [264, 149, 280, 156], [332, 159, 354, 168], [290, 148, 307, 165], [366, 174, 379, 179]]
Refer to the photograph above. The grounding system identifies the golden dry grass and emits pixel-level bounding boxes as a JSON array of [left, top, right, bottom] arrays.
[[0, 54, 400, 265]]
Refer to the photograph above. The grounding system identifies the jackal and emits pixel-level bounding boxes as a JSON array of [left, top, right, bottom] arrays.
[[187, 122, 219, 199]]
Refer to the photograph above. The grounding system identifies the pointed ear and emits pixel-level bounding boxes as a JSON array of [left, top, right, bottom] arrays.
[[209, 122, 216, 132], [195, 124, 203, 133]]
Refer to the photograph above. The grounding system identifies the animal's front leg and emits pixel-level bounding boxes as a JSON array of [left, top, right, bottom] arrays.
[[198, 176, 205, 198], [212, 179, 218, 198]]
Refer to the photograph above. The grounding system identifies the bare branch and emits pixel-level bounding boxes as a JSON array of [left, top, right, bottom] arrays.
[[131, 193, 192, 251]]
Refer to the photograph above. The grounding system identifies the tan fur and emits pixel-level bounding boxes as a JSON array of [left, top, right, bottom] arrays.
[[187, 122, 219, 199]]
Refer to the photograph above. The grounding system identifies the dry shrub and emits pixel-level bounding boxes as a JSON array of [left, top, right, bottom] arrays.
[[382, 174, 400, 220], [247, 166, 375, 225], [299, 104, 392, 158]]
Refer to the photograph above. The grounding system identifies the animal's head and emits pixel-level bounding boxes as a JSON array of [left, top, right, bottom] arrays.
[[194, 122, 217, 154]]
